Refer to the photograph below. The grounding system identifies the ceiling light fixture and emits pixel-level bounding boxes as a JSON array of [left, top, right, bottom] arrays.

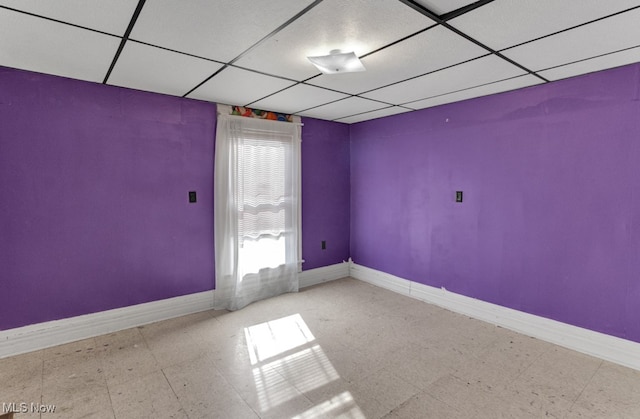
[[307, 49, 366, 74]]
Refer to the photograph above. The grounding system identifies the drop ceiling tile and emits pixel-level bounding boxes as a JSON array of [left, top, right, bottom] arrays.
[[130, 0, 315, 62], [538, 46, 640, 81], [405, 74, 543, 110], [502, 8, 640, 72], [362, 55, 525, 105], [308, 26, 486, 94], [298, 96, 388, 120], [108, 41, 223, 97], [450, 0, 640, 51], [188, 66, 296, 106], [335, 106, 412, 124], [0, 8, 120, 83], [234, 0, 434, 81], [413, 0, 478, 15], [0, 0, 138, 35], [249, 84, 348, 115]]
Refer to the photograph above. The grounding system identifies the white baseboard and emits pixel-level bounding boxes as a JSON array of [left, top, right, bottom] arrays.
[[349, 262, 640, 372], [0, 291, 215, 359], [0, 262, 349, 359], [300, 262, 350, 288], [8, 261, 636, 371]]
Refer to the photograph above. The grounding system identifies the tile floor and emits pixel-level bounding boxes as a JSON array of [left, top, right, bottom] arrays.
[[2, 277, 640, 418]]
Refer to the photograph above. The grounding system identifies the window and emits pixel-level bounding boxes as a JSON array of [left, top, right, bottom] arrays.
[[214, 109, 301, 310]]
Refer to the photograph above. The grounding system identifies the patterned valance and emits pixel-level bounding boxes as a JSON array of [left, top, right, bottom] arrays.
[[217, 104, 297, 123], [231, 105, 294, 122]]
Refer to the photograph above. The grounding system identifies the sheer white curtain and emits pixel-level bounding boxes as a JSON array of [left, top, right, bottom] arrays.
[[214, 111, 301, 311]]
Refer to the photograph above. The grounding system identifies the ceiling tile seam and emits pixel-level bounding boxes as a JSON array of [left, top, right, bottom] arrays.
[[437, 21, 549, 82], [298, 82, 366, 97], [356, 53, 492, 96], [399, 73, 536, 107], [226, 0, 324, 67], [127, 39, 226, 66], [499, 4, 640, 53], [239, 71, 328, 107], [333, 105, 416, 122], [292, 96, 359, 115], [243, 82, 304, 108], [440, 0, 495, 21], [292, 96, 351, 115], [182, 0, 324, 98], [352, 96, 398, 107], [0, 5, 120, 38], [184, 65, 232, 99], [102, 0, 147, 84], [243, 72, 354, 109], [211, 11, 441, 107], [358, 23, 439, 60], [294, 94, 397, 116], [332, 105, 397, 121], [229, 64, 302, 84], [536, 44, 640, 74], [396, 0, 548, 83]]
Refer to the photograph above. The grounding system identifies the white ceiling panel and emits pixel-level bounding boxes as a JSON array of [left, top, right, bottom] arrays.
[[362, 55, 526, 105], [234, 0, 434, 81], [188, 66, 296, 106], [108, 41, 223, 97], [298, 96, 388, 120], [308, 26, 486, 94], [2, 1, 639, 124], [0, 0, 138, 35], [0, 8, 119, 83], [502, 8, 640, 72], [405, 74, 543, 110], [450, 0, 640, 51], [335, 106, 412, 124], [250, 84, 348, 115], [130, 0, 315, 62], [414, 0, 478, 15], [539, 47, 640, 82]]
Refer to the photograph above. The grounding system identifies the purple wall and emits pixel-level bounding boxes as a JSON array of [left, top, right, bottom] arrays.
[[0, 67, 217, 330], [0, 66, 351, 330], [350, 63, 640, 343], [301, 118, 350, 270]]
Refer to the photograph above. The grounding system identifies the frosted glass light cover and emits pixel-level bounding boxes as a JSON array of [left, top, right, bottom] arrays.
[[307, 51, 366, 74]]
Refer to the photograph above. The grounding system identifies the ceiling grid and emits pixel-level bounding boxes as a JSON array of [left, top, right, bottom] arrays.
[[1, 0, 639, 123]]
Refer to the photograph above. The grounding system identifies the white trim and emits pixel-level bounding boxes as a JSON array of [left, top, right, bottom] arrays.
[[299, 262, 350, 289], [0, 262, 349, 359], [0, 291, 215, 359], [349, 262, 640, 372]]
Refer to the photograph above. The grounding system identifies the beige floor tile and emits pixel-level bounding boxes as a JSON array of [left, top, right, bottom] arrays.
[[235, 366, 315, 419], [567, 361, 640, 418], [42, 352, 107, 402], [510, 346, 602, 408], [451, 332, 552, 392], [138, 312, 212, 368], [348, 366, 421, 419], [3, 277, 639, 419], [96, 332, 160, 388], [0, 351, 43, 411], [426, 374, 503, 415], [385, 342, 468, 390], [291, 389, 367, 419], [43, 338, 98, 360], [162, 353, 259, 419], [383, 391, 469, 419], [42, 388, 115, 419], [109, 371, 186, 419]]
